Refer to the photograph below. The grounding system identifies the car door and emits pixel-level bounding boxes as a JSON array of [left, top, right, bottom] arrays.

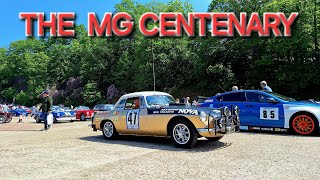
[[245, 92, 285, 128], [118, 96, 149, 135], [210, 92, 252, 125]]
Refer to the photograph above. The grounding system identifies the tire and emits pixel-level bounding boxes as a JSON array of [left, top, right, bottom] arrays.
[[290, 113, 319, 135], [80, 114, 86, 121], [206, 136, 223, 141], [54, 118, 58, 123], [170, 120, 198, 148], [102, 121, 118, 140]]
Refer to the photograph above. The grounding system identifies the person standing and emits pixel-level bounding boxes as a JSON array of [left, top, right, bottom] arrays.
[[260, 81, 273, 92], [232, 86, 239, 91], [39, 90, 53, 131], [185, 97, 191, 106]]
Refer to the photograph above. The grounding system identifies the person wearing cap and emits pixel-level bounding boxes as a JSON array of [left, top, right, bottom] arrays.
[[39, 90, 53, 131], [260, 81, 272, 92]]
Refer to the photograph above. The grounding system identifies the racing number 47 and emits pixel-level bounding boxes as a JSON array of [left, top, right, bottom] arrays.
[[127, 112, 138, 125]]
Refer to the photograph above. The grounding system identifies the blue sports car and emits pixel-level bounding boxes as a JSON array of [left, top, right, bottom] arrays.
[[34, 106, 76, 123], [9, 108, 29, 117], [201, 90, 320, 135]]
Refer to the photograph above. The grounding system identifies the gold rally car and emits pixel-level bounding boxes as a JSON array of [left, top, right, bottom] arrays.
[[91, 91, 239, 148]]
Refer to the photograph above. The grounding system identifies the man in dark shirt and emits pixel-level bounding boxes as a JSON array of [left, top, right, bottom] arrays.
[[39, 90, 53, 131]]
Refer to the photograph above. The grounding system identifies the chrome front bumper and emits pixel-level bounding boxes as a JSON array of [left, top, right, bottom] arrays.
[[197, 114, 240, 137]]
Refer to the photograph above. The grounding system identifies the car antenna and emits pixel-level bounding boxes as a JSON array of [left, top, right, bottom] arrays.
[[219, 85, 226, 92]]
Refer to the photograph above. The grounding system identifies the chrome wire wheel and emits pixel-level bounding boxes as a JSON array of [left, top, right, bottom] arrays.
[[173, 123, 190, 145], [103, 121, 114, 138]]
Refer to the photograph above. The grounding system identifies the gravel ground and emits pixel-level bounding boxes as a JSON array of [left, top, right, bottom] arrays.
[[0, 117, 319, 180]]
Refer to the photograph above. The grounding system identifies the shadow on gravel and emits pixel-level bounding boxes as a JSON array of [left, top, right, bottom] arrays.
[[239, 130, 320, 137], [79, 135, 230, 152]]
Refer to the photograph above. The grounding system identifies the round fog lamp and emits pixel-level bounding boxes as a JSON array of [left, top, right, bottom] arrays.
[[200, 111, 207, 122]]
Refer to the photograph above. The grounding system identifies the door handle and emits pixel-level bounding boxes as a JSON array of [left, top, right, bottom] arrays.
[[246, 105, 254, 107]]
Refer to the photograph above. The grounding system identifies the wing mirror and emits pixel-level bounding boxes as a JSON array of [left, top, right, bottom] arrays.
[[267, 98, 278, 103]]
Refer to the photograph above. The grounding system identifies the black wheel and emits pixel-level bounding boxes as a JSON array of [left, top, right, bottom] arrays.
[[80, 114, 86, 121], [206, 136, 223, 141], [70, 120, 74, 123], [170, 120, 198, 148], [102, 121, 118, 140], [54, 118, 58, 123], [36, 116, 41, 123]]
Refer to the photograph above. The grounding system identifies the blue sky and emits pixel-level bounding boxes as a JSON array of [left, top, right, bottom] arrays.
[[0, 0, 211, 47]]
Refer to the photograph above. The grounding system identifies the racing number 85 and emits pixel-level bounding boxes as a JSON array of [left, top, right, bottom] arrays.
[[263, 110, 275, 119]]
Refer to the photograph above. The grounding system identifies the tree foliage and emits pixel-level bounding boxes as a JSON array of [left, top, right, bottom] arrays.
[[0, 0, 319, 106]]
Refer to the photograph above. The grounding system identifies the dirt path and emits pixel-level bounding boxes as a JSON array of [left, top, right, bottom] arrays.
[[0, 117, 319, 180]]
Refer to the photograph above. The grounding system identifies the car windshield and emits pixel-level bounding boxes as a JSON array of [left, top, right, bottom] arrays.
[[52, 107, 64, 111], [101, 105, 113, 110], [267, 92, 296, 102], [93, 104, 103, 110], [77, 106, 90, 110], [146, 95, 175, 106]]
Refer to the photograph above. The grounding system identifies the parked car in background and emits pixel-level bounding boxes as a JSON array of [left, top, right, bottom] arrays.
[[93, 104, 114, 112], [35, 106, 76, 123], [9, 108, 29, 117], [23, 107, 32, 115], [0, 105, 12, 124], [75, 106, 94, 121], [92, 91, 239, 148]]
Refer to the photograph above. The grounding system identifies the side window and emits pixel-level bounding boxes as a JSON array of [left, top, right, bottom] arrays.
[[125, 97, 140, 109], [216, 96, 222, 101], [246, 92, 270, 103], [222, 92, 246, 102], [139, 97, 146, 109], [246, 92, 260, 102], [115, 99, 126, 109]]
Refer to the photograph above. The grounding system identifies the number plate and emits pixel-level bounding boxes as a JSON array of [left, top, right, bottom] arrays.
[[260, 107, 279, 120], [126, 110, 140, 129]]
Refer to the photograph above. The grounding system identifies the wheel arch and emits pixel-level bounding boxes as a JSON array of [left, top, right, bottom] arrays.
[[166, 116, 197, 136], [100, 119, 114, 129], [289, 111, 319, 128]]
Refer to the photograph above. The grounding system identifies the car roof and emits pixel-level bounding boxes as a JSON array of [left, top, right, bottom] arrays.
[[213, 90, 265, 97], [120, 91, 172, 99]]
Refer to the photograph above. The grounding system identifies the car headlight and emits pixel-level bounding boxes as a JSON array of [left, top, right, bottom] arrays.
[[223, 107, 231, 116], [200, 111, 207, 122], [233, 105, 240, 115], [57, 113, 60, 117]]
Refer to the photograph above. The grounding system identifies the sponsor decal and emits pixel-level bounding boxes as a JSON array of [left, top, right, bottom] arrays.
[[261, 127, 274, 131], [247, 126, 288, 133], [239, 126, 249, 130], [148, 108, 199, 115]]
